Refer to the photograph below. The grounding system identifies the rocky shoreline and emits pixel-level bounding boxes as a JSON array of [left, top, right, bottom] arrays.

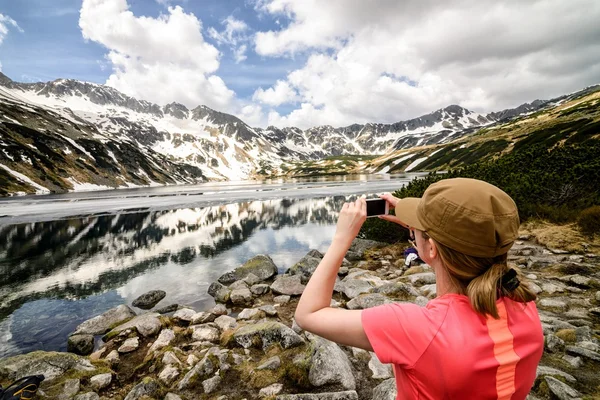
[[0, 237, 599, 400]]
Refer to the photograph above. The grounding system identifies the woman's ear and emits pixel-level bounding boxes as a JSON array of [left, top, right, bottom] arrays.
[[428, 238, 438, 261]]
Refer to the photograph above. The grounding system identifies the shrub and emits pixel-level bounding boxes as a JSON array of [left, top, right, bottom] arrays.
[[578, 205, 600, 236]]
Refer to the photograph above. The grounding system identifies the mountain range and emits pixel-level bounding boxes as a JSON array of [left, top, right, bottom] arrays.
[[0, 71, 587, 195]]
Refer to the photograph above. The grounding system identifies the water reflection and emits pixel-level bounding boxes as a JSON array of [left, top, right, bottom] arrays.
[[0, 196, 348, 357]]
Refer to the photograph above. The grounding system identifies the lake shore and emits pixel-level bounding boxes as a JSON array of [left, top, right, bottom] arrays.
[[1, 231, 599, 400]]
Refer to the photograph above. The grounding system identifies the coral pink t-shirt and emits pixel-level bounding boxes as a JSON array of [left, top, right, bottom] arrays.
[[362, 294, 543, 400]]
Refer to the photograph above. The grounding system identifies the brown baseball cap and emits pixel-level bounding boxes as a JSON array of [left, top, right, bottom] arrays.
[[394, 178, 519, 258]]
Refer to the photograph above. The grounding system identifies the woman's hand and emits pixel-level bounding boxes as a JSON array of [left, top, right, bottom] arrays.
[[378, 193, 406, 226], [333, 197, 367, 247]]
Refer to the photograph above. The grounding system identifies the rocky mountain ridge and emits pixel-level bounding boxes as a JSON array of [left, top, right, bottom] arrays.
[[0, 72, 571, 195]]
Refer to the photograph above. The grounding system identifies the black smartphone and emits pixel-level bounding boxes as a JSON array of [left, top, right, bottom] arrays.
[[366, 198, 389, 218]]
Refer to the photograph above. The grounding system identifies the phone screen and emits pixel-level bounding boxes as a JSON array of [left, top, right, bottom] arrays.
[[366, 199, 387, 217]]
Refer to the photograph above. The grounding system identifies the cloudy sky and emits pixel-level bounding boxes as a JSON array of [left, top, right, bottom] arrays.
[[1, 0, 599, 129]]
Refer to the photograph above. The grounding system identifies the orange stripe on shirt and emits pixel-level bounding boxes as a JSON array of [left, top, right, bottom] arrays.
[[486, 300, 521, 400]]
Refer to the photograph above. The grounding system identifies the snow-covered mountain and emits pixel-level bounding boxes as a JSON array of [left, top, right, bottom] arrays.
[[0, 72, 553, 194]]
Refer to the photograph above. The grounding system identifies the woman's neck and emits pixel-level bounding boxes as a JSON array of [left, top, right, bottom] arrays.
[[432, 262, 462, 297]]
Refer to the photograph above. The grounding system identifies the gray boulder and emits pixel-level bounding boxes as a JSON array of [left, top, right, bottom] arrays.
[[208, 282, 231, 303], [132, 290, 166, 309], [374, 282, 419, 299], [72, 305, 136, 336], [346, 238, 385, 260], [308, 335, 356, 390], [218, 255, 278, 284], [177, 353, 217, 390], [347, 293, 392, 310], [74, 393, 100, 400], [287, 252, 323, 284], [148, 329, 175, 353], [202, 375, 221, 394], [544, 376, 581, 400], [0, 351, 95, 382], [277, 391, 358, 399], [191, 324, 220, 342], [251, 283, 271, 295], [230, 287, 253, 305], [61, 378, 81, 398], [565, 345, 600, 361], [90, 373, 112, 391], [233, 321, 305, 350], [338, 279, 374, 299], [372, 378, 397, 400], [68, 334, 94, 356], [104, 313, 161, 339], [173, 308, 196, 322], [124, 378, 160, 400], [118, 337, 139, 353], [406, 272, 436, 286], [271, 275, 306, 296], [368, 353, 393, 380]]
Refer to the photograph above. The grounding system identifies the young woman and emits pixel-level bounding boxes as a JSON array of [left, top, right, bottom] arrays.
[[295, 178, 544, 399]]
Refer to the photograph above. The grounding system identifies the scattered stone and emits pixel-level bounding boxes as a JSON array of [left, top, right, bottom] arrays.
[[372, 378, 397, 400], [292, 319, 302, 334], [62, 378, 80, 398], [191, 312, 216, 324], [309, 335, 356, 390], [287, 252, 324, 283], [208, 282, 231, 303], [210, 304, 228, 316], [148, 328, 175, 353], [273, 295, 291, 304], [118, 337, 139, 353], [89, 347, 106, 362], [589, 307, 600, 317], [528, 282, 543, 295], [562, 354, 584, 368], [368, 353, 393, 379], [230, 288, 253, 305], [271, 275, 306, 295], [251, 284, 271, 295], [72, 305, 136, 336], [276, 392, 358, 399], [67, 334, 94, 356], [159, 365, 180, 386], [415, 296, 429, 307], [338, 267, 349, 276], [73, 393, 100, 400], [257, 356, 281, 370], [123, 378, 160, 400], [214, 315, 238, 331], [90, 373, 112, 391], [544, 376, 581, 400], [374, 282, 419, 299], [173, 308, 196, 322], [191, 324, 220, 342], [105, 350, 119, 366], [230, 280, 249, 290], [187, 354, 199, 366], [541, 282, 565, 295], [346, 238, 384, 260], [595, 291, 600, 302], [162, 351, 182, 366], [536, 366, 576, 383], [0, 351, 95, 382], [202, 375, 221, 394], [178, 353, 216, 390], [420, 284, 437, 298], [260, 383, 283, 397], [165, 394, 182, 400], [237, 308, 264, 320], [132, 290, 166, 309], [539, 298, 568, 312], [338, 279, 374, 299], [218, 255, 278, 284], [347, 293, 392, 310], [259, 304, 278, 316], [565, 345, 600, 362], [106, 313, 162, 338], [155, 304, 179, 314], [243, 273, 262, 286], [234, 321, 305, 350], [406, 272, 436, 286], [545, 334, 565, 353], [330, 299, 342, 308]]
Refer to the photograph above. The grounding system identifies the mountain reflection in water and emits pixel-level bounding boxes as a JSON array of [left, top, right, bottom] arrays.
[[0, 196, 353, 357]]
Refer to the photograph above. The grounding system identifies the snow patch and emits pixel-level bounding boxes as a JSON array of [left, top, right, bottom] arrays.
[[405, 156, 429, 172], [0, 164, 50, 194]]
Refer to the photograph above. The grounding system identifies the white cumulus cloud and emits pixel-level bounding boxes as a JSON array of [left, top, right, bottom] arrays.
[[79, 0, 234, 110], [253, 0, 600, 128], [0, 13, 23, 46], [208, 16, 250, 64]]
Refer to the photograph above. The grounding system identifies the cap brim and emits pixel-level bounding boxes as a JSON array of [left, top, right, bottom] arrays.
[[393, 198, 426, 231]]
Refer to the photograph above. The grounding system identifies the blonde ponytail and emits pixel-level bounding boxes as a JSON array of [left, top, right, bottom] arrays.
[[432, 239, 537, 319]]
